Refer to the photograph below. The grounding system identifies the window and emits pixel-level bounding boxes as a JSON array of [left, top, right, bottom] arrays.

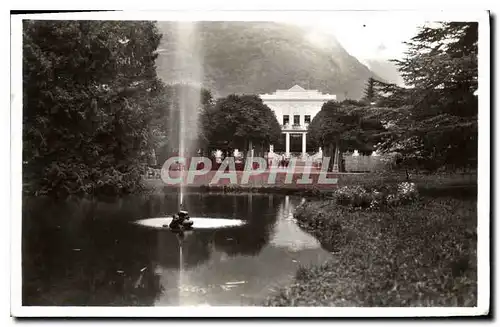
[[283, 115, 289, 126], [304, 115, 311, 124], [293, 115, 300, 125]]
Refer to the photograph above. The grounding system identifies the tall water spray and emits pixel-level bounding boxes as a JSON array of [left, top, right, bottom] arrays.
[[167, 22, 204, 210]]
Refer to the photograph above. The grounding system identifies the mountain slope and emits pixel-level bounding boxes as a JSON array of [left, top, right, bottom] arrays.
[[364, 59, 404, 86], [155, 22, 379, 100]]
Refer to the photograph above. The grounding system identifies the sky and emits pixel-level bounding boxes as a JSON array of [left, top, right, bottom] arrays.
[[295, 18, 428, 64]]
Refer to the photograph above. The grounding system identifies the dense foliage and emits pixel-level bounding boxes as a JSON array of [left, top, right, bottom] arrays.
[[200, 94, 282, 155], [331, 182, 419, 209], [374, 23, 478, 171], [364, 78, 412, 108], [393, 22, 478, 117], [307, 101, 385, 171], [23, 21, 163, 196]]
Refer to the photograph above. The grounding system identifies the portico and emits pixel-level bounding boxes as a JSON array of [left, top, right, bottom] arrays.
[[260, 85, 337, 158], [283, 130, 307, 158]]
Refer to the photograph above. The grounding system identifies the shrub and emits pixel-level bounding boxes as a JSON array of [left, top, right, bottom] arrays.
[[397, 181, 419, 201], [295, 265, 314, 281], [330, 182, 419, 210], [334, 186, 369, 207]]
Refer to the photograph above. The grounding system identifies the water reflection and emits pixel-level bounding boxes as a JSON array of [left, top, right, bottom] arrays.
[[22, 193, 332, 306]]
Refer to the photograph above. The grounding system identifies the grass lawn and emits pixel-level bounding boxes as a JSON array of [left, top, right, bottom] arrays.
[[335, 171, 477, 193], [264, 195, 477, 306]]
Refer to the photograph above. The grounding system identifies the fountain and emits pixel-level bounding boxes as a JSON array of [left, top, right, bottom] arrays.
[[135, 216, 245, 230], [173, 22, 204, 219], [135, 22, 247, 231], [165, 210, 193, 231], [165, 21, 205, 230]]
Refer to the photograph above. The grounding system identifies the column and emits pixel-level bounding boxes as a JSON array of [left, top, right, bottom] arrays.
[[248, 139, 253, 160], [332, 146, 339, 172], [302, 132, 307, 159], [285, 132, 290, 155], [268, 144, 274, 169]]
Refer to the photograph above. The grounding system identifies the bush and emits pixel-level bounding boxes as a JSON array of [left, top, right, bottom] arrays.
[[295, 265, 315, 281], [330, 182, 419, 210]]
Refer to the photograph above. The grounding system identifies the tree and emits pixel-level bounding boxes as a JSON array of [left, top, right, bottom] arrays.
[[308, 101, 385, 172], [363, 77, 376, 104], [23, 20, 163, 196], [375, 22, 479, 172], [392, 22, 478, 117], [374, 107, 478, 173], [371, 79, 412, 108], [200, 94, 281, 157]]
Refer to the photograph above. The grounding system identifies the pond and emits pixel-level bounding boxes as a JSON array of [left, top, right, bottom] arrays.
[[22, 192, 333, 306]]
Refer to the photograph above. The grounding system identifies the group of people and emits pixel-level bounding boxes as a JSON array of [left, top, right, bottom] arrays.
[[277, 154, 291, 168], [267, 153, 291, 169]]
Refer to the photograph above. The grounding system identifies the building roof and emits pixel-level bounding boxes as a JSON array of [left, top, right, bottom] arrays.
[[259, 84, 336, 101], [288, 84, 306, 92]]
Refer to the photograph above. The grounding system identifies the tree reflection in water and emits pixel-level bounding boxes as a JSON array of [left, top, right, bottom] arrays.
[[212, 194, 280, 257], [22, 192, 322, 306], [23, 197, 164, 306]]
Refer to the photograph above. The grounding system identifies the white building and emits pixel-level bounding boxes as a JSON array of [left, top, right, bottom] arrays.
[[259, 85, 337, 158]]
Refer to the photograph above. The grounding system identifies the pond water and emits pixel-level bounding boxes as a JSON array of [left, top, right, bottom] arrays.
[[22, 192, 332, 306]]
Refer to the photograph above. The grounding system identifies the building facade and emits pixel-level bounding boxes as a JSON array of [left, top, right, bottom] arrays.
[[259, 85, 337, 158]]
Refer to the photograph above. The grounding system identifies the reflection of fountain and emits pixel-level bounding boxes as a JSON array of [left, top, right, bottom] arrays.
[[176, 232, 186, 305], [154, 229, 201, 305]]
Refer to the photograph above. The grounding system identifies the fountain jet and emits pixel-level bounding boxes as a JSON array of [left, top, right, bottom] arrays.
[[165, 21, 204, 214]]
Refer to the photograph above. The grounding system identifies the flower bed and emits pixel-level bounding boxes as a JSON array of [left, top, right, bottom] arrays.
[[329, 182, 419, 210]]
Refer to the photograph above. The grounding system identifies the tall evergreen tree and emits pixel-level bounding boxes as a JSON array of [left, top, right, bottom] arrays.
[[363, 77, 376, 104], [392, 22, 478, 117], [373, 80, 412, 108], [376, 22, 478, 171]]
